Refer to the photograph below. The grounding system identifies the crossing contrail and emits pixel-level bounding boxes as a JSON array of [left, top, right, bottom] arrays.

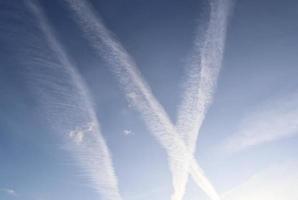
[[63, 0, 221, 199], [26, 1, 122, 199], [173, 0, 232, 199]]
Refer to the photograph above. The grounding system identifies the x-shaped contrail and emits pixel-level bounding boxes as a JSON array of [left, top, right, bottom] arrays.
[[174, 1, 232, 199], [64, 0, 232, 199]]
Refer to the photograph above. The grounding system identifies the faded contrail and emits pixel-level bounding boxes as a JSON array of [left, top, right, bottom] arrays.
[[26, 1, 122, 200], [63, 0, 220, 199], [173, 0, 232, 199], [224, 93, 298, 152]]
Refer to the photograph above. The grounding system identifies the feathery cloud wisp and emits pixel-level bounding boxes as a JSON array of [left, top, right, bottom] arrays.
[[224, 94, 298, 152], [63, 0, 220, 199], [26, 1, 122, 199], [173, 0, 232, 199]]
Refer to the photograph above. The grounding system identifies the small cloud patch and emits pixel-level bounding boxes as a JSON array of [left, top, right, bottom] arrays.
[[0, 188, 17, 197], [123, 129, 134, 136], [68, 122, 97, 144], [69, 130, 85, 144]]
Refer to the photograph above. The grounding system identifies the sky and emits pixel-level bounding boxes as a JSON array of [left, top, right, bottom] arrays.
[[1, 0, 298, 200]]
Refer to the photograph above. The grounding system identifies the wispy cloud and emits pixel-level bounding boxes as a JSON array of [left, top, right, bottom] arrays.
[[173, 0, 232, 199], [224, 94, 298, 152], [0, 188, 17, 197], [26, 1, 122, 199], [222, 161, 298, 200], [63, 0, 220, 199]]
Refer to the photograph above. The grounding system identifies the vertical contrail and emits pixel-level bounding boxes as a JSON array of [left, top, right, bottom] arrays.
[[26, 1, 122, 200], [173, 0, 232, 199], [63, 0, 221, 199]]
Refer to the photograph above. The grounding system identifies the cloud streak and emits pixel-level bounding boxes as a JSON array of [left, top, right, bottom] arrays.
[[224, 94, 298, 152], [173, 0, 232, 199], [63, 0, 222, 199], [26, 1, 122, 199]]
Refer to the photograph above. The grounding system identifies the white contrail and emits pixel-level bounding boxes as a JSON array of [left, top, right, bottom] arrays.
[[63, 0, 221, 199], [26, 1, 122, 200], [173, 0, 232, 199]]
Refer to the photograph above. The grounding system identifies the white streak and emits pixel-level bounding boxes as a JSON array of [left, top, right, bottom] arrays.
[[173, 0, 232, 199], [26, 1, 122, 199], [63, 0, 220, 199], [224, 94, 298, 152]]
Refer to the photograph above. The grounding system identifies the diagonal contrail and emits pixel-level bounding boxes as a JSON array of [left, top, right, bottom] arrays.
[[63, 0, 221, 199], [26, 1, 122, 199], [173, 0, 232, 199]]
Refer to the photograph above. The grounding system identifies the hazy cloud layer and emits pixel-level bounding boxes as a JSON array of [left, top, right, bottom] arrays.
[[222, 161, 298, 200]]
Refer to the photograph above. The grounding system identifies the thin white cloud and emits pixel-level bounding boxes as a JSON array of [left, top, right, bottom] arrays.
[[0, 188, 17, 197], [123, 129, 134, 136], [222, 161, 298, 200], [63, 0, 220, 199], [26, 1, 122, 200], [173, 0, 232, 199], [224, 94, 298, 152]]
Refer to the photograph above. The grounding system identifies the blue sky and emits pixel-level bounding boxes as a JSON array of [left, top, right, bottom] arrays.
[[1, 0, 298, 200]]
